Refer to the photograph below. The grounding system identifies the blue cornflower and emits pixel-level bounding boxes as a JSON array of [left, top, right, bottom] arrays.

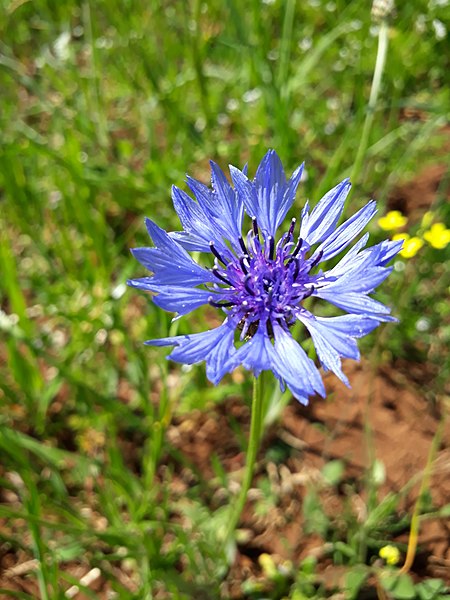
[[128, 150, 401, 404]]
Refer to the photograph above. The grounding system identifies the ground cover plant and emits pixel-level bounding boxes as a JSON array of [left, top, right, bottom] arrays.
[[0, 0, 449, 598]]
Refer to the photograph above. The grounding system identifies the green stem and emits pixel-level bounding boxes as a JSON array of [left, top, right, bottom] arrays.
[[190, 0, 211, 128], [225, 374, 265, 542], [400, 411, 446, 574], [277, 0, 296, 95], [83, 0, 108, 148], [351, 19, 389, 186]]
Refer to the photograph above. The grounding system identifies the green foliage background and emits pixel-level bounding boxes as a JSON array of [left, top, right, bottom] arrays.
[[0, 0, 449, 598]]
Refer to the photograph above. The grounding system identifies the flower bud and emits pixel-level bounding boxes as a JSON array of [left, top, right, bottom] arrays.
[[371, 0, 395, 22]]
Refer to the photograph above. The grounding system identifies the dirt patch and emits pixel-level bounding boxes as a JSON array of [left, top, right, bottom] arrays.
[[388, 159, 450, 220], [165, 359, 450, 593]]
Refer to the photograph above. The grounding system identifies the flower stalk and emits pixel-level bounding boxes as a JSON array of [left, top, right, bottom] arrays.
[[351, 19, 389, 185], [400, 412, 446, 574], [225, 374, 265, 544]]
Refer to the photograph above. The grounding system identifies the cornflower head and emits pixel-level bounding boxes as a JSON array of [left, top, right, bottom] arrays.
[[128, 151, 402, 404]]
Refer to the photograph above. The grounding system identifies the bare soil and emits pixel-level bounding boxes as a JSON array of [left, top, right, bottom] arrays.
[[167, 359, 450, 598]]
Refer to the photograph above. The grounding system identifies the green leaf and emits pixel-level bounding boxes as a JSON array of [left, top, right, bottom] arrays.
[[416, 578, 448, 600], [322, 459, 345, 486], [436, 504, 450, 518], [303, 490, 329, 536], [345, 566, 369, 599], [381, 572, 416, 599], [0, 590, 37, 600]]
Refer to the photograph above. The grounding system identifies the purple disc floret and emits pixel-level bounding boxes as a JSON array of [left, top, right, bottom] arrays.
[[128, 150, 402, 404]]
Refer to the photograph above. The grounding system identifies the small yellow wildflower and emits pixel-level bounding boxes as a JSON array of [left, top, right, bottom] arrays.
[[423, 222, 450, 250], [392, 233, 424, 259], [379, 544, 401, 566], [378, 210, 408, 231], [258, 553, 278, 579]]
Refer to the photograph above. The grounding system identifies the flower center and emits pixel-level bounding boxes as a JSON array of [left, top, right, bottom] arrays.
[[208, 218, 320, 338]]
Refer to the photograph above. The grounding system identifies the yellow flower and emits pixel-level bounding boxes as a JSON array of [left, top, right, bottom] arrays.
[[378, 210, 408, 231], [258, 553, 278, 579], [423, 222, 450, 250], [392, 234, 424, 259], [379, 545, 401, 566]]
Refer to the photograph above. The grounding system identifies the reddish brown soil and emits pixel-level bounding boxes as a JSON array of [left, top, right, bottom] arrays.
[[166, 359, 450, 597], [389, 162, 449, 219], [387, 125, 450, 219]]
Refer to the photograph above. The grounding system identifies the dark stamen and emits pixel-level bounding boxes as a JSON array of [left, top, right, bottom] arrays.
[[288, 218, 296, 238], [292, 236, 303, 257], [212, 267, 232, 285], [238, 236, 248, 255], [244, 275, 254, 295], [267, 236, 275, 260], [303, 285, 315, 300], [252, 216, 259, 239], [239, 255, 249, 274], [209, 241, 227, 266], [292, 257, 300, 280], [208, 297, 235, 308], [309, 250, 323, 269], [286, 236, 303, 265]]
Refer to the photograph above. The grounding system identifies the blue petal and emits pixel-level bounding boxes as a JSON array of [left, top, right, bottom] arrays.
[[224, 322, 274, 377], [314, 289, 393, 317], [186, 176, 212, 208], [323, 260, 393, 295], [321, 241, 396, 294], [300, 179, 351, 246], [345, 266, 393, 294], [300, 198, 310, 226], [148, 320, 237, 384], [133, 219, 213, 286], [171, 186, 229, 254], [253, 150, 287, 236], [186, 166, 244, 247], [145, 334, 187, 347], [127, 276, 157, 291], [271, 323, 325, 403], [375, 238, 404, 266], [168, 231, 211, 252], [210, 161, 244, 242], [297, 313, 358, 386], [324, 232, 370, 277], [149, 285, 212, 316], [322, 239, 401, 296], [205, 321, 239, 384], [312, 200, 377, 261], [172, 185, 207, 233], [275, 163, 304, 231], [313, 314, 382, 338], [229, 165, 260, 226]]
